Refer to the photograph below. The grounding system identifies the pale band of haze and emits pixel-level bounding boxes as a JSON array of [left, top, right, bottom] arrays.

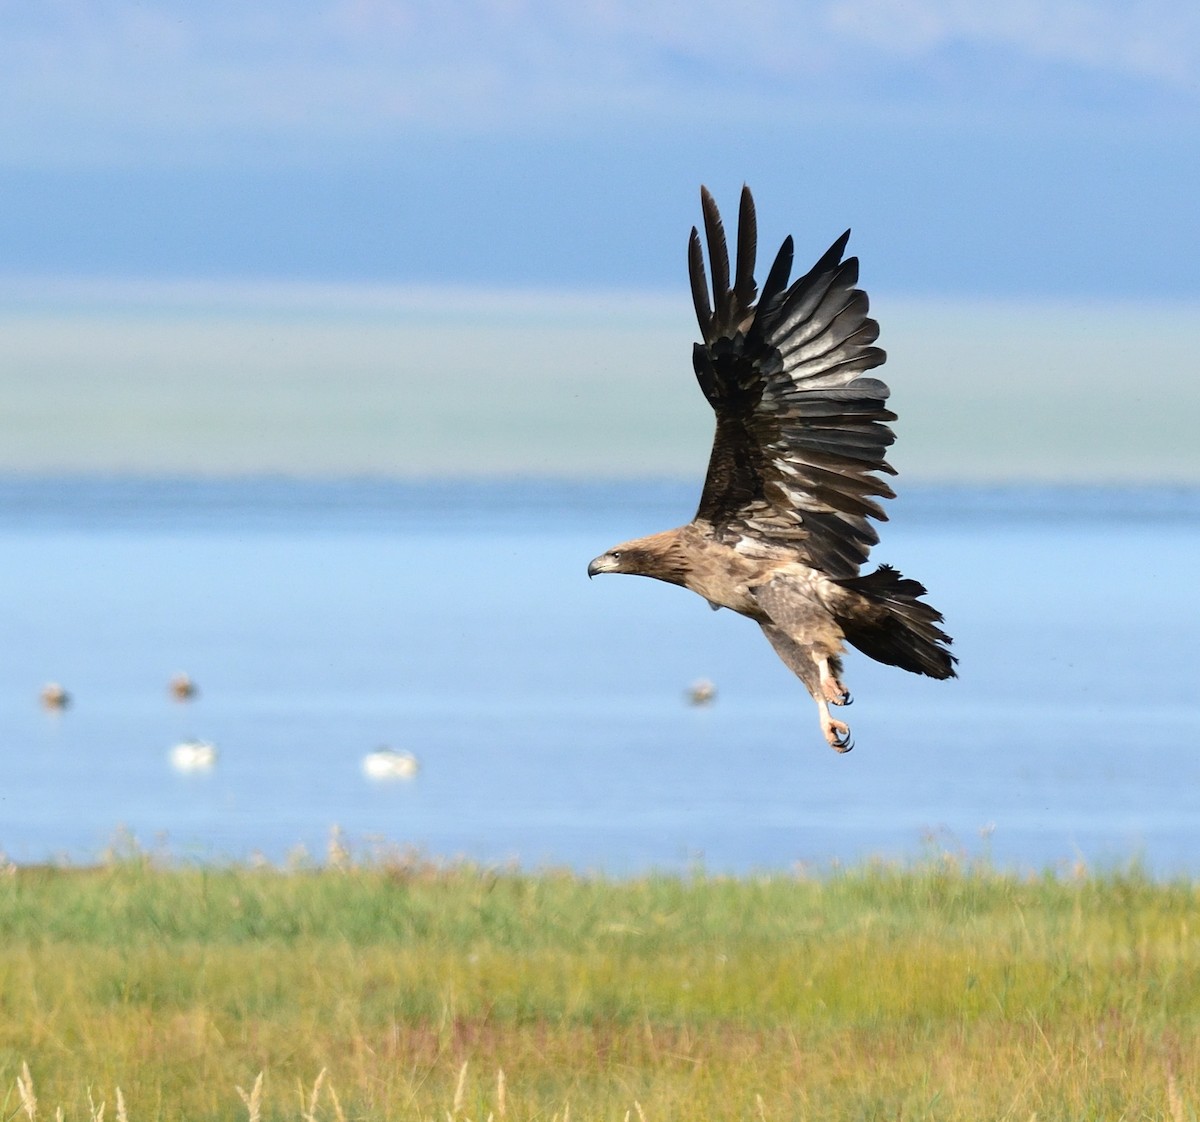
[[4, 282, 1195, 483]]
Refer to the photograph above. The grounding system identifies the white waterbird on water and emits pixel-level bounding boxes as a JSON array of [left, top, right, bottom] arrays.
[[169, 739, 217, 772], [362, 748, 419, 780]]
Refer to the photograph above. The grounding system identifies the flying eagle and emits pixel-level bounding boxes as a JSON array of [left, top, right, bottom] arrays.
[[588, 186, 955, 751]]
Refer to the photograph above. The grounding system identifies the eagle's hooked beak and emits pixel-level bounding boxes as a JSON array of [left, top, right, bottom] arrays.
[[587, 552, 618, 579]]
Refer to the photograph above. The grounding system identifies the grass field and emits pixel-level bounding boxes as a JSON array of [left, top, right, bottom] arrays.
[[1, 844, 1198, 1121]]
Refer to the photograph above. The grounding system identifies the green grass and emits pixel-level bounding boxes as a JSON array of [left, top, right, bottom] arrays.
[[1, 844, 1198, 1120]]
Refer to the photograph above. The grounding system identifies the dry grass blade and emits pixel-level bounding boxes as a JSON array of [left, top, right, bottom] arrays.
[[17, 1062, 37, 1121], [452, 1061, 469, 1117], [86, 1087, 104, 1122], [325, 1076, 347, 1122], [327, 825, 350, 869], [301, 1068, 328, 1122], [236, 1072, 264, 1122], [115, 1088, 128, 1122], [756, 1093, 767, 1121], [1168, 1073, 1185, 1122], [634, 1101, 647, 1122], [496, 1068, 506, 1119]]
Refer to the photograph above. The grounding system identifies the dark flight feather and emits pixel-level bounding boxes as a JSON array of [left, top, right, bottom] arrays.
[[688, 229, 713, 342], [756, 237, 795, 320], [701, 187, 733, 329], [733, 186, 758, 313]]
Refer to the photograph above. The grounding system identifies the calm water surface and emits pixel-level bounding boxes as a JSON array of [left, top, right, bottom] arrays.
[[1, 478, 1197, 875]]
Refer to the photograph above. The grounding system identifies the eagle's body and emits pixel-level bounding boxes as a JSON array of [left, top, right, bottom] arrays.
[[588, 187, 955, 751]]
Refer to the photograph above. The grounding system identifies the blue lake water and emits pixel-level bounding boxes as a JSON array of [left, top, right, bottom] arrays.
[[1, 477, 1197, 875]]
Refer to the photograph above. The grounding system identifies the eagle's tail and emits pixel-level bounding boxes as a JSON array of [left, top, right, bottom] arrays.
[[833, 565, 957, 679]]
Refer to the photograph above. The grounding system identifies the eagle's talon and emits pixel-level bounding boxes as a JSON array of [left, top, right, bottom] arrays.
[[824, 719, 853, 752], [820, 671, 852, 707]]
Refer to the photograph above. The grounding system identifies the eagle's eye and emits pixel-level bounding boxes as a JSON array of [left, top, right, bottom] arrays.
[[610, 550, 622, 561]]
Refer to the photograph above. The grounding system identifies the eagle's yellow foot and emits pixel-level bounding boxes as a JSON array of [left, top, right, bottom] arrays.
[[816, 697, 854, 752], [816, 657, 852, 707], [822, 676, 852, 706]]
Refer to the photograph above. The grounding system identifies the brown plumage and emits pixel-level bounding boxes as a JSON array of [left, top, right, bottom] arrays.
[[588, 186, 955, 752]]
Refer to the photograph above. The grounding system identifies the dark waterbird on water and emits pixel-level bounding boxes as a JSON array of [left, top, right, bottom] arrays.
[[588, 186, 956, 751]]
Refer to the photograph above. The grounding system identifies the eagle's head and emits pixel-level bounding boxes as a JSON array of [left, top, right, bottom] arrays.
[[587, 530, 692, 586], [586, 545, 637, 577]]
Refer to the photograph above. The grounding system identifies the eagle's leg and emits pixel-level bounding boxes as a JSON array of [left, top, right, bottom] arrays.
[[759, 624, 855, 752], [816, 655, 852, 707]]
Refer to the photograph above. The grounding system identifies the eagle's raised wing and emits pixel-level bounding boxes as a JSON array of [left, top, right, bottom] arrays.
[[690, 186, 896, 578]]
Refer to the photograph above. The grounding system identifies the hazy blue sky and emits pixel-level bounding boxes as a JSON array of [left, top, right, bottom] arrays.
[[2, 2, 1198, 479]]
